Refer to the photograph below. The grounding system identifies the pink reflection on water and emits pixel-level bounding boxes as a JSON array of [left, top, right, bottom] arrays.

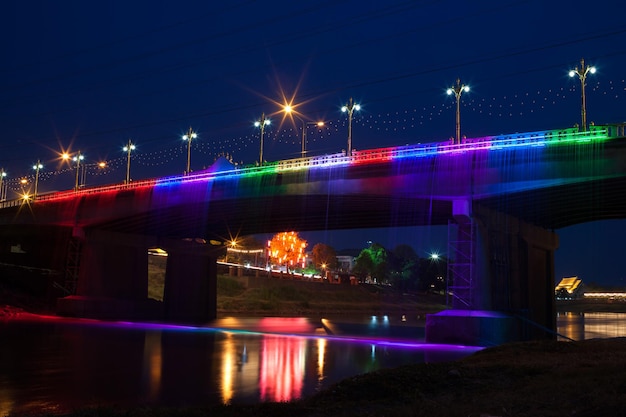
[[259, 335, 306, 402]]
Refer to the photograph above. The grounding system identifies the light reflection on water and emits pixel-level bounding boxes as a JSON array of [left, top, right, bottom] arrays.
[[0, 315, 480, 416], [557, 312, 626, 341]]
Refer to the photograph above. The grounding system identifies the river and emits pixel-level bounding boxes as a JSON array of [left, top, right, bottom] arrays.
[[0, 314, 479, 416], [1, 311, 624, 416]]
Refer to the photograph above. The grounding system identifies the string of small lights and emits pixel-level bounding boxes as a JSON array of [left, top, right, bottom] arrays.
[[2, 78, 625, 191]]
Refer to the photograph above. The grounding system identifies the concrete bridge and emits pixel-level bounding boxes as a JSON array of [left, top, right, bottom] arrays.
[[1, 124, 625, 345]]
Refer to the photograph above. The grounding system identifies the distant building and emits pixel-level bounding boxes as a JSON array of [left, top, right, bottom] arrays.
[[555, 276, 584, 300], [336, 255, 355, 272]]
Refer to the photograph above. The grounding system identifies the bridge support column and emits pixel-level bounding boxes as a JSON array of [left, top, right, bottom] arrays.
[[426, 204, 559, 346], [56, 229, 160, 320], [162, 239, 223, 324]]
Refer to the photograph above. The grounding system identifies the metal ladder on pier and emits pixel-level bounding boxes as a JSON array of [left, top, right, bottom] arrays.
[[447, 219, 475, 308]]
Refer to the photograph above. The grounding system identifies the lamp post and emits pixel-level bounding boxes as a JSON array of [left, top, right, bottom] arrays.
[[73, 152, 84, 191], [569, 58, 596, 132], [341, 98, 360, 156], [301, 120, 324, 159], [254, 113, 270, 166], [447, 78, 470, 145], [123, 139, 136, 183], [283, 105, 324, 158], [182, 127, 197, 175], [0, 169, 6, 202], [32, 160, 43, 199], [63, 151, 84, 191]]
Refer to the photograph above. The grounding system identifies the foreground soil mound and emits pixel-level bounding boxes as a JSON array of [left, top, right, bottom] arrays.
[[303, 337, 626, 417]]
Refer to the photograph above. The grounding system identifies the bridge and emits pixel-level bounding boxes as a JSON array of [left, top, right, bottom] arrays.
[[2, 124, 625, 345]]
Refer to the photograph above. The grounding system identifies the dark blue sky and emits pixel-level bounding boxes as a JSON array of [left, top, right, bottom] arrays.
[[1, 0, 626, 286]]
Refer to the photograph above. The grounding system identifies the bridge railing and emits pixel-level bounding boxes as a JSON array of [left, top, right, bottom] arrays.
[[0, 124, 618, 208]]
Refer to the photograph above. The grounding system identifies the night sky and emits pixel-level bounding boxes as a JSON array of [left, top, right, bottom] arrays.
[[1, 0, 626, 287]]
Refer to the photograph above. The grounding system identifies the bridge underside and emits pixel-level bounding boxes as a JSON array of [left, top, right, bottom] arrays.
[[87, 195, 454, 239], [477, 176, 626, 229]]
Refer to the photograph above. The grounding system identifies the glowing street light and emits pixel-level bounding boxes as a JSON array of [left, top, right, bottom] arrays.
[[63, 151, 84, 191], [123, 139, 136, 184], [283, 105, 325, 158], [32, 160, 43, 199], [0, 169, 6, 202], [341, 98, 360, 156], [72, 152, 84, 191], [182, 127, 197, 175], [569, 58, 596, 132], [447, 78, 470, 145], [254, 113, 270, 166]]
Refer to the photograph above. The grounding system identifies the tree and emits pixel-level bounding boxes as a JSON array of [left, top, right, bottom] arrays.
[[389, 244, 420, 291], [311, 243, 338, 271], [267, 231, 307, 271], [353, 243, 388, 283]]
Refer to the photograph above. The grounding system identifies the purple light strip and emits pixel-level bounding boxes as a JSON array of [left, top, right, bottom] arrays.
[[12, 313, 485, 352]]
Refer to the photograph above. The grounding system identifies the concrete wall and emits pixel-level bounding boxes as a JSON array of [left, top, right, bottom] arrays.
[[473, 204, 558, 339], [162, 239, 219, 323], [75, 230, 150, 299], [427, 204, 559, 346]]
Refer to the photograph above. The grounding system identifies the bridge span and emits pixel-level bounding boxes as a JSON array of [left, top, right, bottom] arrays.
[[2, 124, 626, 345]]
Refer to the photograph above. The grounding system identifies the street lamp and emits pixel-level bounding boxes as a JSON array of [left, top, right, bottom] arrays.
[[447, 78, 470, 145], [341, 98, 360, 156], [283, 105, 324, 158], [122, 139, 136, 184], [254, 113, 270, 166], [32, 160, 43, 199], [0, 169, 6, 202], [569, 58, 596, 132], [72, 152, 84, 191], [182, 127, 197, 175], [63, 151, 84, 191]]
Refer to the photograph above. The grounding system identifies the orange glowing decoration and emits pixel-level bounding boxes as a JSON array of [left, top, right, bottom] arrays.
[[267, 231, 307, 269]]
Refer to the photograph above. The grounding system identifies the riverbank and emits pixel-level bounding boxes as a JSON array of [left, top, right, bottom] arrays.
[[0, 272, 447, 322], [215, 274, 447, 320]]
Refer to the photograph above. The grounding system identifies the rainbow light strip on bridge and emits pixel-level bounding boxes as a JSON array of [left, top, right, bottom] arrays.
[[10, 125, 616, 204], [153, 125, 613, 185]]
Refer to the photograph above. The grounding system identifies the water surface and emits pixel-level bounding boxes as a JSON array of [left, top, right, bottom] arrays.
[[0, 315, 479, 416]]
